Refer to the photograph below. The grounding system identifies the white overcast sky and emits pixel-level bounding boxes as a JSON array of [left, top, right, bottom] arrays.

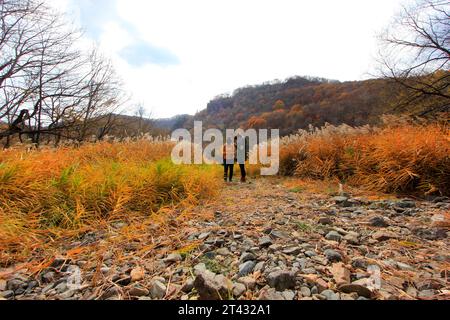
[[49, 0, 408, 118]]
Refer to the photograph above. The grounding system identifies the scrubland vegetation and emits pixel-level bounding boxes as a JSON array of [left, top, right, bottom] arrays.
[[0, 140, 221, 265], [1, 117, 448, 266], [280, 119, 450, 196]]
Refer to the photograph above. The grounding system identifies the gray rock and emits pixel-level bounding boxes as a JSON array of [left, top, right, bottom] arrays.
[[0, 279, 6, 291], [270, 230, 289, 239], [258, 288, 285, 300], [59, 289, 76, 299], [1, 290, 14, 299], [305, 251, 317, 258], [321, 289, 340, 300], [163, 253, 183, 263], [372, 231, 398, 242], [50, 257, 71, 268], [100, 287, 120, 300], [237, 276, 257, 290], [281, 290, 296, 300], [41, 272, 55, 283], [7, 279, 26, 292], [343, 232, 360, 245], [418, 290, 435, 298], [352, 258, 368, 270], [339, 283, 373, 298], [114, 275, 132, 286], [300, 286, 311, 297], [54, 282, 68, 294], [194, 271, 232, 300], [282, 247, 302, 255], [396, 200, 416, 208], [27, 280, 38, 291], [150, 280, 167, 299], [238, 261, 256, 277], [267, 270, 296, 291], [324, 249, 343, 262], [325, 231, 342, 242], [311, 286, 318, 295], [413, 228, 447, 240], [396, 262, 414, 271], [181, 279, 195, 293], [369, 216, 390, 228], [259, 236, 273, 247], [254, 261, 265, 272], [129, 285, 150, 297], [100, 267, 111, 274], [312, 255, 329, 266], [318, 217, 333, 225], [332, 196, 351, 207], [193, 263, 207, 276], [240, 252, 256, 263], [42, 283, 55, 294], [302, 268, 317, 274], [198, 232, 211, 240], [340, 293, 358, 300], [232, 283, 246, 297], [216, 248, 231, 256]]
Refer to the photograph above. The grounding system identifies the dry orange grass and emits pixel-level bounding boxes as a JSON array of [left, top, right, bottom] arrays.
[[281, 122, 450, 196], [0, 140, 222, 266]]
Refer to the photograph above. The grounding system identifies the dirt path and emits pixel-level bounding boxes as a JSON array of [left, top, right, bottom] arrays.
[[1, 177, 449, 300]]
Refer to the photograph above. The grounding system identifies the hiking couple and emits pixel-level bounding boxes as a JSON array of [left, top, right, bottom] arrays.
[[222, 134, 249, 183]]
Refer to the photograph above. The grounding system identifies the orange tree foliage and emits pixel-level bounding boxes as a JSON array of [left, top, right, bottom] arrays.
[[183, 76, 414, 136]]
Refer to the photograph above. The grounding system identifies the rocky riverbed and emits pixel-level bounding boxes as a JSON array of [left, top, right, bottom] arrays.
[[1, 178, 449, 300]]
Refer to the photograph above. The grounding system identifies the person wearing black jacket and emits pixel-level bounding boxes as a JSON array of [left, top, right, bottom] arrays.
[[235, 134, 249, 183]]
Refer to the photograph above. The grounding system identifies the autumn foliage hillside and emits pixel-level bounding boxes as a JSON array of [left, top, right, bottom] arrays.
[[182, 76, 403, 136]]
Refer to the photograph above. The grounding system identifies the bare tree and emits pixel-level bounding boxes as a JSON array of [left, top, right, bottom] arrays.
[[76, 48, 127, 142], [0, 0, 85, 146], [378, 0, 449, 116]]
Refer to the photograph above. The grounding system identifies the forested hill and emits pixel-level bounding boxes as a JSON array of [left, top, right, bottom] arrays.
[[174, 76, 405, 136]]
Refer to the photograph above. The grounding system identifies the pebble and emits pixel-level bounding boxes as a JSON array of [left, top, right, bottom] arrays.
[[237, 276, 257, 290], [418, 290, 435, 298], [267, 270, 296, 291], [163, 253, 183, 264], [129, 286, 150, 297], [300, 286, 311, 297], [0, 279, 6, 291], [240, 252, 256, 263], [150, 280, 167, 299], [325, 231, 342, 242], [339, 282, 372, 298], [1, 290, 14, 299], [324, 249, 343, 262], [372, 231, 397, 242], [181, 279, 195, 293], [282, 247, 302, 255], [318, 217, 333, 225], [305, 251, 317, 257], [216, 248, 232, 256], [238, 261, 256, 277], [198, 232, 211, 240], [369, 216, 390, 228], [194, 271, 232, 300], [233, 283, 246, 297], [322, 289, 340, 300], [259, 236, 273, 247], [54, 282, 68, 294], [258, 288, 285, 300]]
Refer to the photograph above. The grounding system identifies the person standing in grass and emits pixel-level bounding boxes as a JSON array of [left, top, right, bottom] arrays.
[[223, 137, 235, 182], [235, 134, 248, 183]]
